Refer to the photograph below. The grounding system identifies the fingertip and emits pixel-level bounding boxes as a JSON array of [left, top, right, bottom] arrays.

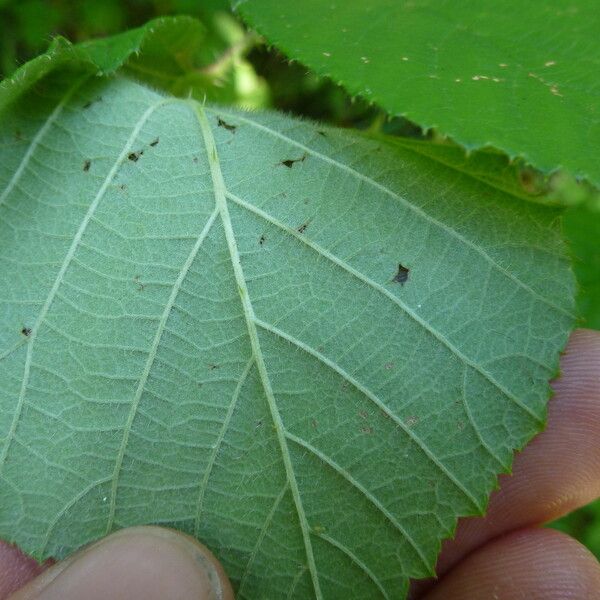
[[422, 528, 600, 600], [0, 542, 49, 599], [410, 328, 600, 598], [553, 328, 600, 400], [9, 527, 234, 600]]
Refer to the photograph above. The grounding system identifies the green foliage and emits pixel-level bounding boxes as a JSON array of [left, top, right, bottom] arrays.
[[236, 0, 600, 188], [384, 138, 600, 210], [0, 4, 597, 596], [551, 498, 600, 559], [0, 22, 575, 595], [564, 207, 600, 330], [0, 0, 230, 78], [0, 14, 268, 114], [381, 139, 600, 335], [0, 17, 200, 111]]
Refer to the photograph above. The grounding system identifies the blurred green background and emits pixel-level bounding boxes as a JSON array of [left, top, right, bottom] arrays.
[[1, 0, 598, 561]]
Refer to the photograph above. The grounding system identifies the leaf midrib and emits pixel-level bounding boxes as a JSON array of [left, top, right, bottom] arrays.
[[0, 83, 559, 588], [193, 103, 324, 599]]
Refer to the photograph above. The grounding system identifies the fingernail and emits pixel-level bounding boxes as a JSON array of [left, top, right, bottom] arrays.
[[13, 526, 233, 600]]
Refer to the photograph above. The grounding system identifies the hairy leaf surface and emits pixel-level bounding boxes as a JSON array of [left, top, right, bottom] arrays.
[[0, 73, 574, 598], [0, 16, 246, 115], [388, 138, 600, 210], [564, 207, 600, 330], [236, 0, 600, 187]]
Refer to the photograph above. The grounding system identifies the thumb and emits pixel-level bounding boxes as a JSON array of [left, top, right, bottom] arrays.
[[8, 527, 233, 600]]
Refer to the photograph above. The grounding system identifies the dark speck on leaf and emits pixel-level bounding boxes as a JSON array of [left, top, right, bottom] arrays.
[[21, 327, 31, 337], [128, 150, 143, 162], [83, 97, 101, 109], [150, 138, 159, 147], [208, 363, 220, 370], [297, 221, 310, 234], [519, 168, 543, 195], [193, 156, 199, 164], [83, 160, 91, 172], [280, 153, 307, 168], [316, 130, 327, 137], [259, 234, 266, 245], [217, 117, 237, 132], [393, 263, 410, 285]]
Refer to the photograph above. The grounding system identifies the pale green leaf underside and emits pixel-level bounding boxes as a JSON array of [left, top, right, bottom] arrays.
[[236, 0, 600, 188], [0, 75, 574, 599]]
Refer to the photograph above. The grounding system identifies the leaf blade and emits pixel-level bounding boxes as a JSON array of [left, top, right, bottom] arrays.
[[0, 74, 575, 598], [236, 0, 600, 187]]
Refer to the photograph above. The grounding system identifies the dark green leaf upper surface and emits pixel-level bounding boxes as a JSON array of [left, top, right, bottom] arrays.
[[0, 73, 574, 598], [236, 0, 600, 187], [564, 207, 600, 330], [0, 17, 206, 115]]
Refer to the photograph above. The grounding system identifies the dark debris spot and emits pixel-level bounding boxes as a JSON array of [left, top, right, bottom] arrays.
[[83, 160, 91, 172], [83, 97, 102, 109], [21, 327, 31, 337], [217, 117, 237, 132], [280, 153, 307, 168], [133, 275, 144, 291], [150, 138, 159, 147], [519, 168, 544, 195], [316, 130, 327, 137], [119, 184, 127, 192], [208, 363, 220, 370], [259, 234, 266, 245], [297, 221, 310, 234], [128, 150, 143, 162], [193, 156, 199, 164], [393, 263, 410, 285]]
